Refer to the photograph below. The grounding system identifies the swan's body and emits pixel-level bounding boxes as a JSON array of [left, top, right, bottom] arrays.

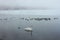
[[24, 27, 32, 32]]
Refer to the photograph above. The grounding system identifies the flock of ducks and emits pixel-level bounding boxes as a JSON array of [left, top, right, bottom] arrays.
[[0, 17, 58, 21], [20, 17, 59, 21]]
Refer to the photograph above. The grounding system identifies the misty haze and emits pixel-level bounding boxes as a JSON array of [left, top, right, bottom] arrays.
[[0, 0, 60, 40]]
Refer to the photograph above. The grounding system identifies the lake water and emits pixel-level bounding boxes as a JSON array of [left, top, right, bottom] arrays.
[[0, 10, 60, 40]]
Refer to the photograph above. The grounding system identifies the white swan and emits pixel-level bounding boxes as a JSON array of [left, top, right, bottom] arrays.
[[24, 27, 32, 32]]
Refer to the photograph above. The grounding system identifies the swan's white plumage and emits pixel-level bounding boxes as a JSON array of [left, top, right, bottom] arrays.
[[24, 27, 32, 31]]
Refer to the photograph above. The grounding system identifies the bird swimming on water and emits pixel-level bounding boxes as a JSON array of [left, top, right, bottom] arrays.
[[24, 27, 32, 32]]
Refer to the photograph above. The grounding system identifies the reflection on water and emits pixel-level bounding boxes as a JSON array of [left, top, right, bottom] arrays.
[[25, 29, 33, 37], [0, 15, 60, 40]]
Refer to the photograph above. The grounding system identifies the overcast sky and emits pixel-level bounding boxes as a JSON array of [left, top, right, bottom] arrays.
[[0, 0, 60, 9], [0, 0, 60, 15]]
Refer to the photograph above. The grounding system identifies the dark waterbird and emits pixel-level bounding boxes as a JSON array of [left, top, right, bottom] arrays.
[[18, 27, 20, 29], [34, 18, 51, 21], [4, 18, 8, 20], [54, 18, 59, 20]]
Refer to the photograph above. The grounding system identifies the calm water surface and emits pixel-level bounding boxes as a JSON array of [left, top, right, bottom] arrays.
[[0, 15, 60, 40]]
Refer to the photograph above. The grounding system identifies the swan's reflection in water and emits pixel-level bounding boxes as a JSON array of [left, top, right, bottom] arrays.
[[25, 29, 33, 37]]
